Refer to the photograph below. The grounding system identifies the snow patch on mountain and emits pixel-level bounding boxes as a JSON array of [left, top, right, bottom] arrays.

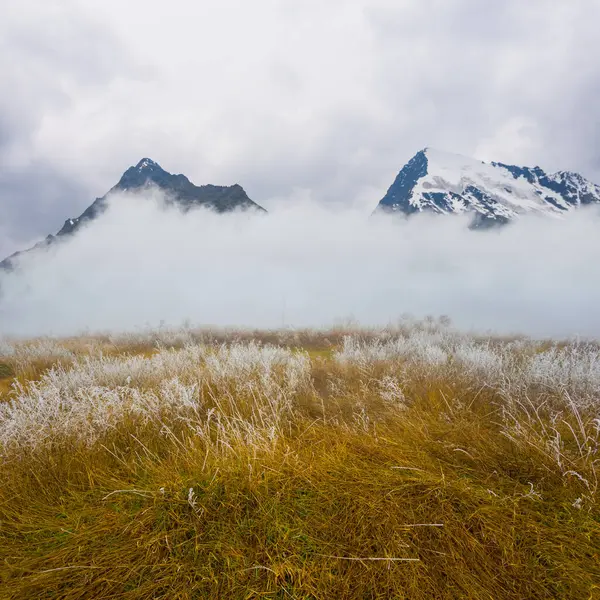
[[377, 148, 600, 224]]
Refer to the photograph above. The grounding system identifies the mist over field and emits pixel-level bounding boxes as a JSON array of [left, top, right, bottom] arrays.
[[1, 191, 600, 338]]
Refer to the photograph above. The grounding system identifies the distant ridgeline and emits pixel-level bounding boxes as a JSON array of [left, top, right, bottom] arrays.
[[3, 150, 600, 270], [1, 158, 266, 270]]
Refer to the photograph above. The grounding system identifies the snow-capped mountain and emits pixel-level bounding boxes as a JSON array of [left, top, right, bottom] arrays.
[[375, 148, 600, 226], [1, 158, 265, 270]]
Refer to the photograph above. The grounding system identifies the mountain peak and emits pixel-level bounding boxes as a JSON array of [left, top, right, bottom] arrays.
[[376, 148, 600, 224], [108, 159, 265, 215], [134, 158, 162, 171], [0, 160, 267, 270], [116, 158, 173, 191]]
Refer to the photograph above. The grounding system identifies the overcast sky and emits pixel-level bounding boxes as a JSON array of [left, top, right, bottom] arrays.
[[2, 0, 600, 258]]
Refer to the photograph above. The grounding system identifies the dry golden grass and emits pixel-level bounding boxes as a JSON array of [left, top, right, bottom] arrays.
[[0, 325, 599, 599]]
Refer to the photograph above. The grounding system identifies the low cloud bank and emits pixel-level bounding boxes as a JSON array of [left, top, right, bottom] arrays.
[[1, 191, 599, 338]]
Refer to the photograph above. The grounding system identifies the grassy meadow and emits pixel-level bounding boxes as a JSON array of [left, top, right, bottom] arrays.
[[0, 321, 598, 599]]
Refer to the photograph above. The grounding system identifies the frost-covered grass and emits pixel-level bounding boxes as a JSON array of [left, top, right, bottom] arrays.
[[0, 325, 599, 599], [335, 330, 600, 401], [0, 342, 310, 452]]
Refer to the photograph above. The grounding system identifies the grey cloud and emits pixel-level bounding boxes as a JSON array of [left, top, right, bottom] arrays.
[[0, 163, 90, 257], [2, 0, 600, 255], [363, 0, 600, 179], [0, 0, 139, 255]]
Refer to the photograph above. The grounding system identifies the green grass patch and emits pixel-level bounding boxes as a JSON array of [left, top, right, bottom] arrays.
[[0, 362, 14, 379]]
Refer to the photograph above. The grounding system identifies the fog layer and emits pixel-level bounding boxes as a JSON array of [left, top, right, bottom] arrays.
[[1, 192, 599, 338]]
